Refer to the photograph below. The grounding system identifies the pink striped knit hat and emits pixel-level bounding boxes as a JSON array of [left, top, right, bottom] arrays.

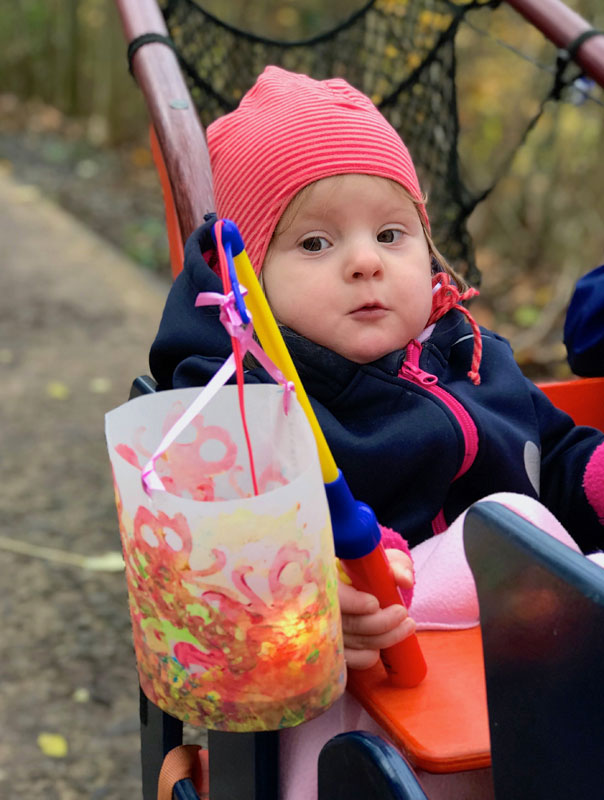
[[206, 66, 429, 275]]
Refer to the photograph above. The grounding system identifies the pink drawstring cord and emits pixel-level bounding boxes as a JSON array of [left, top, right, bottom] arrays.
[[428, 274, 482, 386]]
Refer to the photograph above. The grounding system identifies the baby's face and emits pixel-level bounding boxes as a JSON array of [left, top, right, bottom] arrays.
[[262, 174, 433, 364]]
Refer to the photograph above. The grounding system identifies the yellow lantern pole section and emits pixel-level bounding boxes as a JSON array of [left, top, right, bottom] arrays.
[[232, 248, 339, 484], [228, 226, 427, 689]]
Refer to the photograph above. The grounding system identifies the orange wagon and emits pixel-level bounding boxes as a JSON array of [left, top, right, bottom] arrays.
[[113, 1, 604, 797]]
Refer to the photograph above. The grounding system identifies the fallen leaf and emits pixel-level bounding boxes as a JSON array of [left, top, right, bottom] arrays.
[[89, 376, 112, 394], [46, 380, 70, 400], [37, 732, 68, 758]]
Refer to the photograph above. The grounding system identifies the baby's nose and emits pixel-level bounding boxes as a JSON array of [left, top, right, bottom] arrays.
[[346, 247, 384, 280]]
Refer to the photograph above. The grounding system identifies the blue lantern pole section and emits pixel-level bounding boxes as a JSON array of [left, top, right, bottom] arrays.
[[220, 219, 427, 689]]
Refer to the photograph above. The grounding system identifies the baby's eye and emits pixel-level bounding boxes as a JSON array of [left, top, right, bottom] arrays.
[[377, 229, 403, 243], [301, 236, 330, 252]]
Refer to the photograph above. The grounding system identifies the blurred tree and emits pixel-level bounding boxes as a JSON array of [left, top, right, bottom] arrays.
[[198, 0, 366, 39], [0, 0, 146, 144], [0, 0, 602, 377], [455, 2, 604, 375]]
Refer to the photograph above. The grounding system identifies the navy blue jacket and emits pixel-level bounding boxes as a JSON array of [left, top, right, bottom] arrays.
[[150, 222, 604, 552], [564, 264, 604, 377]]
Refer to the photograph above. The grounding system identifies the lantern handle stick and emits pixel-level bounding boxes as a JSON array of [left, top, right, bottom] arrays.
[[221, 220, 427, 688], [225, 227, 338, 483]]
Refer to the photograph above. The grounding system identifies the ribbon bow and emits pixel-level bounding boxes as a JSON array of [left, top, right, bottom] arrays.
[[195, 285, 255, 347], [141, 287, 294, 495], [194, 287, 295, 402]]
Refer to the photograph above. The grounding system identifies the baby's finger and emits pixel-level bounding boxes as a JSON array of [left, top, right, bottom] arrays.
[[342, 602, 407, 638], [338, 580, 379, 616], [384, 548, 414, 588], [344, 646, 381, 671], [345, 616, 417, 657]]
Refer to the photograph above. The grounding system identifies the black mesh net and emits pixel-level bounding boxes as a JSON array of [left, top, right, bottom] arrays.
[[159, 0, 503, 284]]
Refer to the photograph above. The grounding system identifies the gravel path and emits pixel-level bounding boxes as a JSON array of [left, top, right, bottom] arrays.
[[0, 169, 169, 799]]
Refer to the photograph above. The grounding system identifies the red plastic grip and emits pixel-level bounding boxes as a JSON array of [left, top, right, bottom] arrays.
[[341, 543, 427, 688]]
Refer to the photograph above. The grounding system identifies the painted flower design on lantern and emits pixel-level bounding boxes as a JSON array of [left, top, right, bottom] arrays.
[[124, 408, 240, 500], [108, 389, 345, 730], [120, 502, 343, 729]]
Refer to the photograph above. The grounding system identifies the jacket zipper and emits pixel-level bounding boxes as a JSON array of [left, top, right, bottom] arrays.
[[398, 339, 479, 533]]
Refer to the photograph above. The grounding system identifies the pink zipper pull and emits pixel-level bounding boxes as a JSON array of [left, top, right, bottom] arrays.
[[399, 340, 438, 385], [399, 362, 438, 386]]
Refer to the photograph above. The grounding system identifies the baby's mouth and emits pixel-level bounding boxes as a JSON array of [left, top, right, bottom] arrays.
[[349, 302, 388, 317]]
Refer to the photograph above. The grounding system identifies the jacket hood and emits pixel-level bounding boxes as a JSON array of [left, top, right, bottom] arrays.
[[150, 216, 468, 395]]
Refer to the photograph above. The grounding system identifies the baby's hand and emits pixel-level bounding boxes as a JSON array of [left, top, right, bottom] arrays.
[[339, 549, 416, 670]]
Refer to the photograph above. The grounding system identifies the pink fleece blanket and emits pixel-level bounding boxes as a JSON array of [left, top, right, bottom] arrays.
[[279, 494, 604, 800], [409, 492, 603, 630]]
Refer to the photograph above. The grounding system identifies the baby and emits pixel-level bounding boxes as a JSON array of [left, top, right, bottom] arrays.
[[150, 65, 604, 799]]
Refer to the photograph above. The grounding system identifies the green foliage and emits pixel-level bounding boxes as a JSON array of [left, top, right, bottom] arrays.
[[454, 2, 604, 375], [196, 0, 363, 40], [0, 0, 145, 144], [1, 0, 603, 377]]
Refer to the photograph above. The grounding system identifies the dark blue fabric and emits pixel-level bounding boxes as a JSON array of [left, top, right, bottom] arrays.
[[150, 222, 604, 552], [564, 264, 604, 377]]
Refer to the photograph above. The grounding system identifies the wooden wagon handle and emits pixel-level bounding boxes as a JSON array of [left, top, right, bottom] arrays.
[[116, 0, 604, 252], [505, 0, 604, 89], [115, 0, 215, 243]]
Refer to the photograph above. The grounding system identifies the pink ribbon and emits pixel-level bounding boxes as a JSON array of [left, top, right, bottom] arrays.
[[141, 287, 294, 495], [195, 287, 249, 339]]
